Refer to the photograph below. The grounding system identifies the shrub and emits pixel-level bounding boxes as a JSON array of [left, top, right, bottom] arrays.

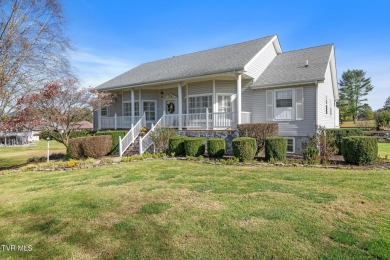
[[81, 135, 112, 159], [207, 138, 226, 157], [265, 137, 287, 161], [303, 146, 320, 165], [168, 136, 187, 156], [151, 127, 178, 153], [67, 137, 85, 159], [375, 110, 390, 130], [342, 136, 378, 165], [237, 123, 278, 154], [184, 138, 206, 157], [95, 130, 127, 154], [232, 137, 257, 162], [326, 128, 364, 154]]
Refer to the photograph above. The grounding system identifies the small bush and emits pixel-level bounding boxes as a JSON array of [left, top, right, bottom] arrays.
[[207, 138, 226, 157], [232, 137, 257, 162], [168, 136, 187, 156], [265, 137, 287, 161], [81, 135, 112, 159], [237, 123, 279, 154], [95, 130, 127, 154], [375, 110, 390, 130], [67, 138, 85, 159], [326, 128, 364, 154], [184, 138, 206, 157], [342, 136, 378, 165], [151, 127, 178, 153], [67, 160, 79, 168], [303, 146, 320, 165]]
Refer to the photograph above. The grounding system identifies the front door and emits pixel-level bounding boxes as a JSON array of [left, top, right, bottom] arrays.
[[164, 98, 178, 127]]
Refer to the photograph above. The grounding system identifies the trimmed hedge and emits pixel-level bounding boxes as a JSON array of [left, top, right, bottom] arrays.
[[168, 136, 187, 156], [68, 138, 85, 159], [326, 128, 364, 154], [237, 123, 278, 153], [342, 136, 378, 165], [232, 137, 257, 162], [67, 135, 112, 159], [95, 130, 127, 154], [207, 138, 226, 157], [265, 137, 287, 161], [184, 138, 206, 157], [82, 135, 112, 159]]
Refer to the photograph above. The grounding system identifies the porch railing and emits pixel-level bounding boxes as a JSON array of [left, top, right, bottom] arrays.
[[139, 114, 165, 154], [119, 115, 145, 157], [101, 114, 141, 129], [163, 110, 251, 129]]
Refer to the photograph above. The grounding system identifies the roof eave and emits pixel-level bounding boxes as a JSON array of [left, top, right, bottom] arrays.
[[251, 78, 325, 89], [96, 68, 246, 91]]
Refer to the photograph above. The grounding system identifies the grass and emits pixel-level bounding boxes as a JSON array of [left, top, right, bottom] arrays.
[[0, 160, 389, 259], [378, 142, 390, 158], [0, 140, 65, 168], [339, 120, 376, 128]]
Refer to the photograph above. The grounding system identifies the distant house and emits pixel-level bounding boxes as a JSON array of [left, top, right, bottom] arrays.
[[0, 131, 40, 146], [94, 35, 339, 155], [71, 121, 93, 131]]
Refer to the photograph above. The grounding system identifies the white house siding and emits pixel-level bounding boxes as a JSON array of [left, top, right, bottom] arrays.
[[188, 80, 213, 96], [317, 64, 336, 128], [245, 40, 277, 80], [242, 84, 317, 137]]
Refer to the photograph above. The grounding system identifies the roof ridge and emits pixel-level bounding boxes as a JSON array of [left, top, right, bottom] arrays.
[[139, 35, 276, 66], [281, 43, 333, 54]]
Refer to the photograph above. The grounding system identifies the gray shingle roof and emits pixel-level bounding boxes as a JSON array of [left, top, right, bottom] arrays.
[[252, 44, 333, 88], [96, 35, 275, 90]]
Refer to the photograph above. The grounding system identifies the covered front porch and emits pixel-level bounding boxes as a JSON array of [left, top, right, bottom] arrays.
[[96, 73, 252, 131]]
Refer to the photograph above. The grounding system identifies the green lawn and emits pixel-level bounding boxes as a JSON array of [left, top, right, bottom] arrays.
[[379, 142, 390, 158], [0, 140, 65, 168], [0, 160, 389, 259]]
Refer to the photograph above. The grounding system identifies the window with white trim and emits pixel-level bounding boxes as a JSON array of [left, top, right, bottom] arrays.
[[287, 137, 295, 153], [326, 95, 328, 115], [143, 101, 156, 121], [276, 90, 293, 107], [217, 95, 232, 113], [188, 95, 212, 114], [274, 89, 294, 120], [101, 107, 108, 116], [123, 101, 140, 117]]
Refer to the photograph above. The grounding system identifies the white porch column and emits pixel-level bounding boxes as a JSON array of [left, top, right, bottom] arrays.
[[237, 74, 242, 124], [97, 107, 101, 130], [139, 89, 142, 118], [178, 82, 183, 130], [131, 89, 135, 125]]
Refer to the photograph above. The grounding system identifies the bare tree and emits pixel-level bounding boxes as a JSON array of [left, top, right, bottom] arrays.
[[2, 78, 115, 147], [0, 0, 72, 119]]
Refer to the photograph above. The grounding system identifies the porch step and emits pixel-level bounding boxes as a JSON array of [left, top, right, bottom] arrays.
[[123, 138, 140, 156]]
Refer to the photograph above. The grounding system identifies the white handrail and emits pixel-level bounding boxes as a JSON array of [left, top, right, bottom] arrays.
[[119, 115, 145, 157], [139, 114, 165, 154]]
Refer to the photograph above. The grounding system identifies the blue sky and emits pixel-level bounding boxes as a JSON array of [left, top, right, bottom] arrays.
[[63, 0, 390, 110]]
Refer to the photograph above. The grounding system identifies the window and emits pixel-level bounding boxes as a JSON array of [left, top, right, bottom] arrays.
[[276, 90, 293, 108], [188, 95, 212, 114], [123, 101, 140, 117], [101, 107, 108, 116], [143, 101, 156, 121], [326, 95, 328, 115], [217, 95, 232, 113], [287, 137, 295, 153]]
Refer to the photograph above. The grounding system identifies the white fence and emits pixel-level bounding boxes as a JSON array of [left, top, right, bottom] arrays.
[[119, 115, 145, 157], [163, 110, 251, 129], [101, 115, 141, 130]]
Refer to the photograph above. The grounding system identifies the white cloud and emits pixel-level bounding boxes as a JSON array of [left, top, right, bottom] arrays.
[[69, 50, 135, 88]]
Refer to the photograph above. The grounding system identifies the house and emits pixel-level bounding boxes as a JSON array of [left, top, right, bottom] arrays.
[[94, 35, 339, 156]]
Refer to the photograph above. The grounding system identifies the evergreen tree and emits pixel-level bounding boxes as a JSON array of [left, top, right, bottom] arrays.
[[384, 96, 390, 109], [339, 70, 374, 123]]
